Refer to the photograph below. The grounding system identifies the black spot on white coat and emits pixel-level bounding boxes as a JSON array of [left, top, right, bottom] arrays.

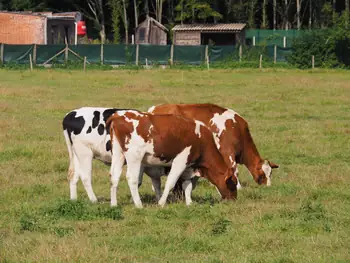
[[86, 126, 92, 134], [106, 140, 111, 151], [62, 111, 85, 144], [92, 111, 100, 129], [98, 124, 105, 135]]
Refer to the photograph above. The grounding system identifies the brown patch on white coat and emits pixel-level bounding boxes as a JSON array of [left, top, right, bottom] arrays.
[[148, 103, 279, 187], [107, 110, 238, 208]]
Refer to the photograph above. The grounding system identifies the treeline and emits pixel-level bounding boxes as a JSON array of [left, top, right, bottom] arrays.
[[1, 0, 350, 43]]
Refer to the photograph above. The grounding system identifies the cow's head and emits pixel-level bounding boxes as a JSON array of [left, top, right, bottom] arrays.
[[255, 160, 279, 186]]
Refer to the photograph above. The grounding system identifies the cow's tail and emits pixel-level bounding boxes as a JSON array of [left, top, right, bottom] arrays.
[[63, 129, 74, 181]]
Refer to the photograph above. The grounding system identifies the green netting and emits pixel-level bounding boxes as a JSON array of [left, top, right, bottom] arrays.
[[3, 44, 33, 64], [242, 46, 271, 61], [209, 46, 237, 62], [36, 44, 65, 64], [69, 44, 101, 63], [139, 44, 171, 65], [174, 45, 206, 65], [103, 44, 136, 65], [276, 47, 293, 62], [246, 30, 303, 47]]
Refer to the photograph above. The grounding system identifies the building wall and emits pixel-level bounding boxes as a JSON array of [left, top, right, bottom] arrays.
[[150, 25, 167, 45], [174, 31, 201, 46], [135, 20, 150, 44], [0, 13, 46, 44]]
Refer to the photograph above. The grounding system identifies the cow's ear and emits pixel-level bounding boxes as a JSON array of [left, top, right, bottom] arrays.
[[269, 161, 279, 169]]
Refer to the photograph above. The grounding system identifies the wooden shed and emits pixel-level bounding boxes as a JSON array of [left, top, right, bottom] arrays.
[[172, 23, 246, 46], [135, 16, 168, 45]]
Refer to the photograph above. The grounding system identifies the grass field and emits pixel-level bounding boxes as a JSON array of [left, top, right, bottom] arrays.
[[0, 68, 349, 262]]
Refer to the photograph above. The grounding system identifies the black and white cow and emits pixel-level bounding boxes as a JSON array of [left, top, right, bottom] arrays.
[[62, 107, 185, 203], [63, 107, 120, 202]]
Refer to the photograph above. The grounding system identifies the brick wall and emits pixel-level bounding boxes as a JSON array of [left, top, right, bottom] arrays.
[[0, 13, 46, 44]]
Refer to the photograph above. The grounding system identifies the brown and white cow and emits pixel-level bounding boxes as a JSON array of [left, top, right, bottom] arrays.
[[148, 103, 279, 187], [107, 110, 238, 208]]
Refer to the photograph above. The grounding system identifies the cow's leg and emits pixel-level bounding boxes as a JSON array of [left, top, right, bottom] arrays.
[[182, 179, 193, 206], [70, 152, 80, 201], [77, 150, 97, 203], [144, 167, 163, 201], [138, 165, 144, 188], [235, 167, 242, 190], [71, 145, 97, 202], [158, 147, 191, 207], [110, 146, 125, 207], [124, 153, 144, 208]]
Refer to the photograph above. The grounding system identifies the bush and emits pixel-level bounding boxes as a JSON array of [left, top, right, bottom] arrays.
[[287, 30, 339, 68]]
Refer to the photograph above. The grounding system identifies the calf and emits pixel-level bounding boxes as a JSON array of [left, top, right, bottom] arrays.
[[62, 107, 166, 202], [148, 103, 279, 187], [107, 110, 238, 208]]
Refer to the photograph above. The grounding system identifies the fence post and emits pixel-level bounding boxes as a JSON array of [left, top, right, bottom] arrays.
[[312, 55, 315, 69], [84, 56, 87, 72], [29, 54, 33, 71], [65, 44, 68, 63], [33, 44, 37, 65], [259, 54, 262, 68], [274, 45, 277, 64], [253, 36, 256, 46], [239, 45, 242, 62], [0, 43, 4, 64], [101, 44, 104, 65], [136, 44, 139, 66], [283, 37, 286, 48], [170, 44, 174, 65]]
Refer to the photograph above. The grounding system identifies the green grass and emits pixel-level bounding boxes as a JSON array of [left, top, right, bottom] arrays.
[[0, 68, 349, 262]]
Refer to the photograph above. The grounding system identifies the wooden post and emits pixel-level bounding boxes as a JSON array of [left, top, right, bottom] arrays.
[[170, 44, 174, 65], [253, 36, 256, 46], [132, 34, 135, 44], [239, 45, 242, 62], [29, 54, 33, 71], [312, 55, 315, 69], [274, 45, 277, 64], [136, 44, 139, 66], [145, 58, 148, 68], [207, 55, 210, 71], [83, 56, 87, 72], [65, 44, 68, 63], [0, 43, 4, 64], [283, 36, 286, 48], [101, 44, 104, 65], [259, 54, 262, 68], [33, 44, 37, 65]]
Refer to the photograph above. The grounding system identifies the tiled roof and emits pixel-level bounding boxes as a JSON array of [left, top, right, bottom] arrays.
[[172, 23, 246, 32]]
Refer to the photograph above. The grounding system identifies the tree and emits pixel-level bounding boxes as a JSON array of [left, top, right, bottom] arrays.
[[175, 0, 222, 23], [155, 0, 165, 22], [122, 0, 128, 43], [247, 0, 258, 29], [109, 0, 122, 43], [261, 0, 268, 29], [133, 0, 138, 28], [76, 0, 106, 43]]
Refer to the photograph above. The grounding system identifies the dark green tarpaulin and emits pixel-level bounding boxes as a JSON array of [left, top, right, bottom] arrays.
[[276, 47, 293, 62], [209, 46, 236, 62], [174, 45, 206, 65], [103, 44, 136, 65], [246, 29, 303, 47], [139, 44, 170, 65], [69, 44, 101, 63], [3, 44, 33, 64], [36, 44, 65, 64]]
